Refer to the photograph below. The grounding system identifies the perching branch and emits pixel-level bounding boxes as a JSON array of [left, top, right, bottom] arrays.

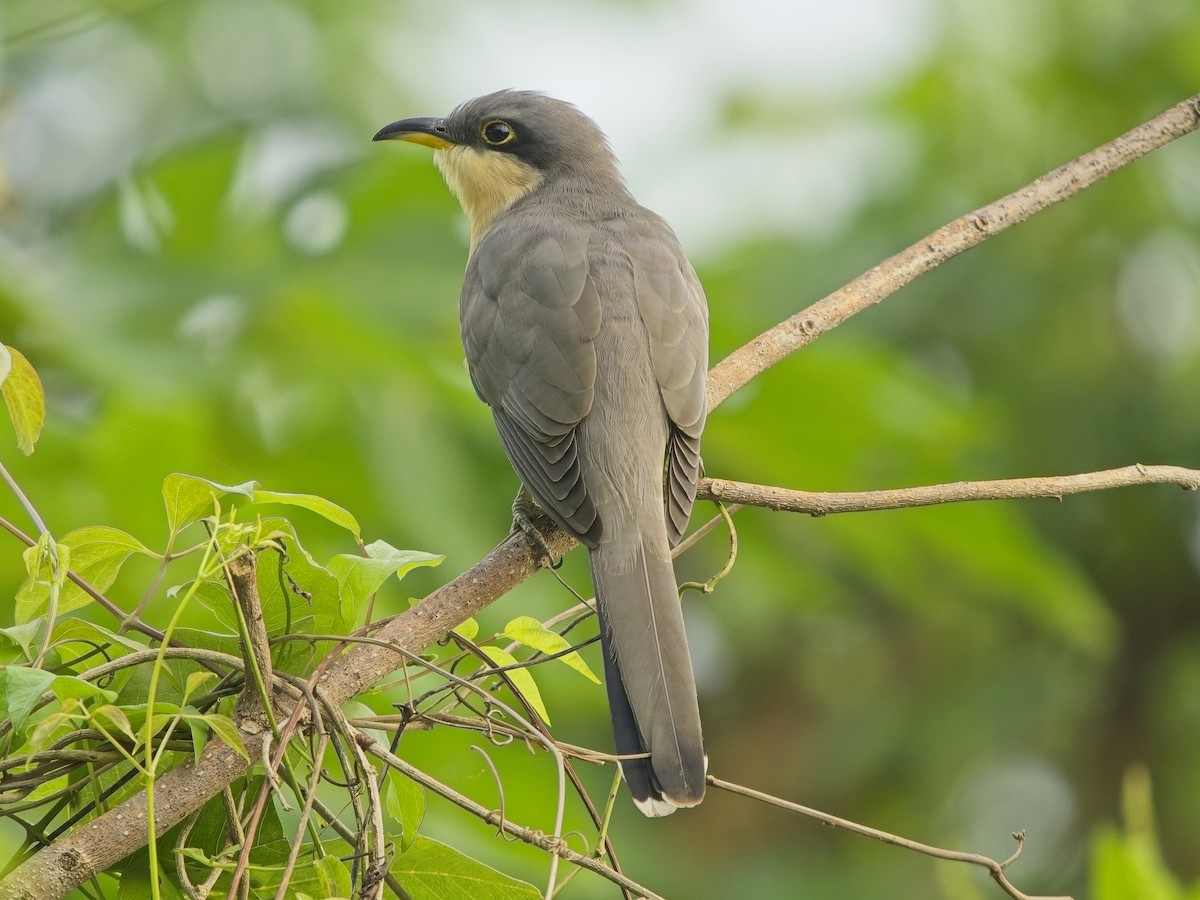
[[3, 93, 1198, 900]]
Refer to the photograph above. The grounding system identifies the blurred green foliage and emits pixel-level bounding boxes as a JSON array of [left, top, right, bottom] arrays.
[[1, 0, 1199, 897]]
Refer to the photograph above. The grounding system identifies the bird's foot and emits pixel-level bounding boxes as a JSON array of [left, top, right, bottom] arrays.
[[511, 487, 561, 569]]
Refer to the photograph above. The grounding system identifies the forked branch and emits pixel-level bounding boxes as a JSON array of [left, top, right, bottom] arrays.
[[699, 464, 1200, 515]]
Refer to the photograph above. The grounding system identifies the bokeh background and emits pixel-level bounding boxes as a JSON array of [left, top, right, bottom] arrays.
[[2, 0, 1200, 897]]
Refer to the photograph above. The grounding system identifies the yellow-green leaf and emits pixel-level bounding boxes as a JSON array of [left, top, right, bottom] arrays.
[[91, 704, 136, 743], [479, 646, 550, 724], [452, 617, 479, 642], [184, 670, 216, 699], [501, 615, 600, 684], [15, 534, 69, 624], [29, 708, 75, 755], [0, 344, 45, 455], [162, 473, 256, 535], [49, 675, 117, 705], [254, 489, 361, 537], [54, 526, 153, 619], [200, 713, 249, 762]]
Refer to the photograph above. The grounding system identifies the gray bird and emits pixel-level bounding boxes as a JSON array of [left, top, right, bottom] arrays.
[[374, 91, 709, 816]]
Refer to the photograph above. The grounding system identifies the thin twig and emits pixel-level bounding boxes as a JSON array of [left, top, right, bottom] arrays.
[[708, 776, 1072, 900], [0, 457, 50, 535], [362, 736, 665, 900], [272, 734, 326, 900], [329, 706, 387, 900], [362, 637, 571, 899], [0, 456, 64, 667]]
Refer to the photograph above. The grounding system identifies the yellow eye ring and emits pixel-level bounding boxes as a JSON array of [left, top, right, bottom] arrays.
[[480, 120, 515, 146]]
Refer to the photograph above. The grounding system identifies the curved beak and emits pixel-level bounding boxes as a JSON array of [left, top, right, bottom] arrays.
[[372, 116, 454, 149]]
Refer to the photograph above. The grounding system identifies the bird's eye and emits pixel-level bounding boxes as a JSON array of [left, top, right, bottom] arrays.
[[481, 120, 515, 146]]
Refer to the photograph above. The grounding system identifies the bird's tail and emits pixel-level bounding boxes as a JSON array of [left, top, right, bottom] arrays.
[[589, 520, 705, 816]]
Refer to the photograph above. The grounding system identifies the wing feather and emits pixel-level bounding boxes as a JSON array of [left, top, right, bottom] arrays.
[[609, 214, 709, 540], [461, 218, 603, 545]]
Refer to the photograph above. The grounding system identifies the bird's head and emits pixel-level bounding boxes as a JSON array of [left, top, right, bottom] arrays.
[[373, 90, 621, 247]]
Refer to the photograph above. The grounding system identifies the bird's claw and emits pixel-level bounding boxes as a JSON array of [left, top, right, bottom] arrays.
[[511, 488, 561, 569]]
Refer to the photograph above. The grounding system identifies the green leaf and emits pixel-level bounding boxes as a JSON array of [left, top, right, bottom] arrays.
[[40, 526, 154, 619], [15, 533, 69, 624], [323, 556, 395, 621], [186, 716, 208, 765], [253, 489, 361, 537], [186, 578, 239, 633], [314, 854, 353, 899], [385, 770, 426, 852], [171, 627, 242, 658], [185, 670, 216, 699], [479, 647, 550, 724], [392, 835, 540, 900], [342, 699, 387, 748], [0, 668, 118, 737], [162, 473, 256, 535], [0, 665, 57, 733], [327, 542, 443, 625], [246, 790, 292, 886], [324, 551, 415, 601], [248, 522, 346, 675], [281, 859, 352, 900], [51, 618, 145, 660], [364, 540, 444, 580], [49, 675, 118, 705], [91, 704, 137, 743], [1090, 768, 1193, 900], [199, 713, 249, 762], [253, 520, 341, 628], [0, 344, 46, 455], [0, 621, 43, 658], [502, 615, 600, 684], [1091, 826, 1181, 900], [119, 702, 182, 734]]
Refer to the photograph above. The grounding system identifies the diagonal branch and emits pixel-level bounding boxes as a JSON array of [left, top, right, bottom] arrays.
[[3, 93, 1199, 900], [705, 92, 1200, 410]]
